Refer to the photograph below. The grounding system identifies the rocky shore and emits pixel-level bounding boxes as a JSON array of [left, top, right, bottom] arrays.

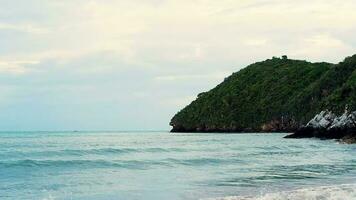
[[285, 109, 356, 144]]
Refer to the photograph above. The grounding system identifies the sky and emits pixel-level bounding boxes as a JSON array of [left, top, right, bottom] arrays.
[[0, 0, 356, 131]]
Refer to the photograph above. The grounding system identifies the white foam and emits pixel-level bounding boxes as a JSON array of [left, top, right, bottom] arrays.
[[204, 184, 356, 200]]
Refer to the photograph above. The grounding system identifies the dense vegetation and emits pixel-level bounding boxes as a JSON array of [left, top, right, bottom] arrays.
[[170, 55, 356, 132]]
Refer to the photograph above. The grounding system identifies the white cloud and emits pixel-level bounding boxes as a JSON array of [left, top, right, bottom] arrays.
[[3, 0, 356, 66], [292, 33, 354, 61], [0, 60, 40, 74], [0, 22, 49, 34], [305, 34, 346, 48]]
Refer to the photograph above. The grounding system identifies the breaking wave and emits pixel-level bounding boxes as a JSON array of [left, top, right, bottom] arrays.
[[207, 184, 356, 200]]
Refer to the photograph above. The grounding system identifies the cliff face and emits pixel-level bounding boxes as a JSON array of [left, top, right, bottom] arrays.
[[170, 55, 356, 133]]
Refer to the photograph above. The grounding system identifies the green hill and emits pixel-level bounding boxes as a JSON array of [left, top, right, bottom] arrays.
[[170, 55, 356, 132]]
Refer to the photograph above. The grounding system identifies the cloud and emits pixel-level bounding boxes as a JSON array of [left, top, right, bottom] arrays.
[[0, 60, 40, 74], [305, 34, 346, 48], [0, 22, 48, 34], [291, 33, 354, 61]]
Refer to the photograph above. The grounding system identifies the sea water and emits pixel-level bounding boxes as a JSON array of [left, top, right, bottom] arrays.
[[0, 132, 355, 200]]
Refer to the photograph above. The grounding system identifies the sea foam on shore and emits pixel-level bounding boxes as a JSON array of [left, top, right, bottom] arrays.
[[207, 184, 356, 200]]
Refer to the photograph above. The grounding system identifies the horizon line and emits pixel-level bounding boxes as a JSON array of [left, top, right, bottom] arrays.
[[0, 130, 171, 133]]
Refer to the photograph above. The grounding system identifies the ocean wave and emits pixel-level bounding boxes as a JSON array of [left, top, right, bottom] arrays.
[[0, 157, 246, 170], [205, 184, 356, 200], [163, 157, 246, 166], [0, 159, 170, 169], [47, 148, 139, 156], [0, 147, 189, 158]]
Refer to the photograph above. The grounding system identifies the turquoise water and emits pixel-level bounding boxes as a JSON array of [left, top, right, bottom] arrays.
[[0, 132, 355, 200]]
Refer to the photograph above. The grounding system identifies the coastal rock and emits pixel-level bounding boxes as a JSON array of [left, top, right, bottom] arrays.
[[330, 111, 356, 129], [260, 117, 299, 132], [285, 110, 356, 143], [305, 110, 335, 129], [342, 133, 356, 144]]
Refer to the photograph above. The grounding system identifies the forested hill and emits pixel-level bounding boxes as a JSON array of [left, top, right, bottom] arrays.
[[170, 55, 356, 132]]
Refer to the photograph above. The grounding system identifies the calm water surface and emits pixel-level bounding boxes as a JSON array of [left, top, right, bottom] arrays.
[[0, 132, 355, 200]]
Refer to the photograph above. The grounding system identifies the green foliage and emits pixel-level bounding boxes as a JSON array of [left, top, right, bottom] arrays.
[[170, 55, 356, 132]]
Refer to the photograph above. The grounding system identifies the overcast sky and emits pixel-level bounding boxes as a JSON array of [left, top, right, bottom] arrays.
[[0, 0, 356, 131]]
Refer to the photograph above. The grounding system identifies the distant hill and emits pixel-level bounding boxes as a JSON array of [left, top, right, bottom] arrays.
[[170, 55, 356, 132]]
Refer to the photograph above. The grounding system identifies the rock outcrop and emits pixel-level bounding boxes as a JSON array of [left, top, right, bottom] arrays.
[[285, 109, 356, 143]]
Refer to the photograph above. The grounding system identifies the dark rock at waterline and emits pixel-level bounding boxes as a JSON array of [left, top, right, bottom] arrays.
[[342, 132, 356, 144], [285, 110, 356, 143]]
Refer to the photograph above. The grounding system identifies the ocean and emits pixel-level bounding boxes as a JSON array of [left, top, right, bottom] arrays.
[[0, 131, 355, 200]]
